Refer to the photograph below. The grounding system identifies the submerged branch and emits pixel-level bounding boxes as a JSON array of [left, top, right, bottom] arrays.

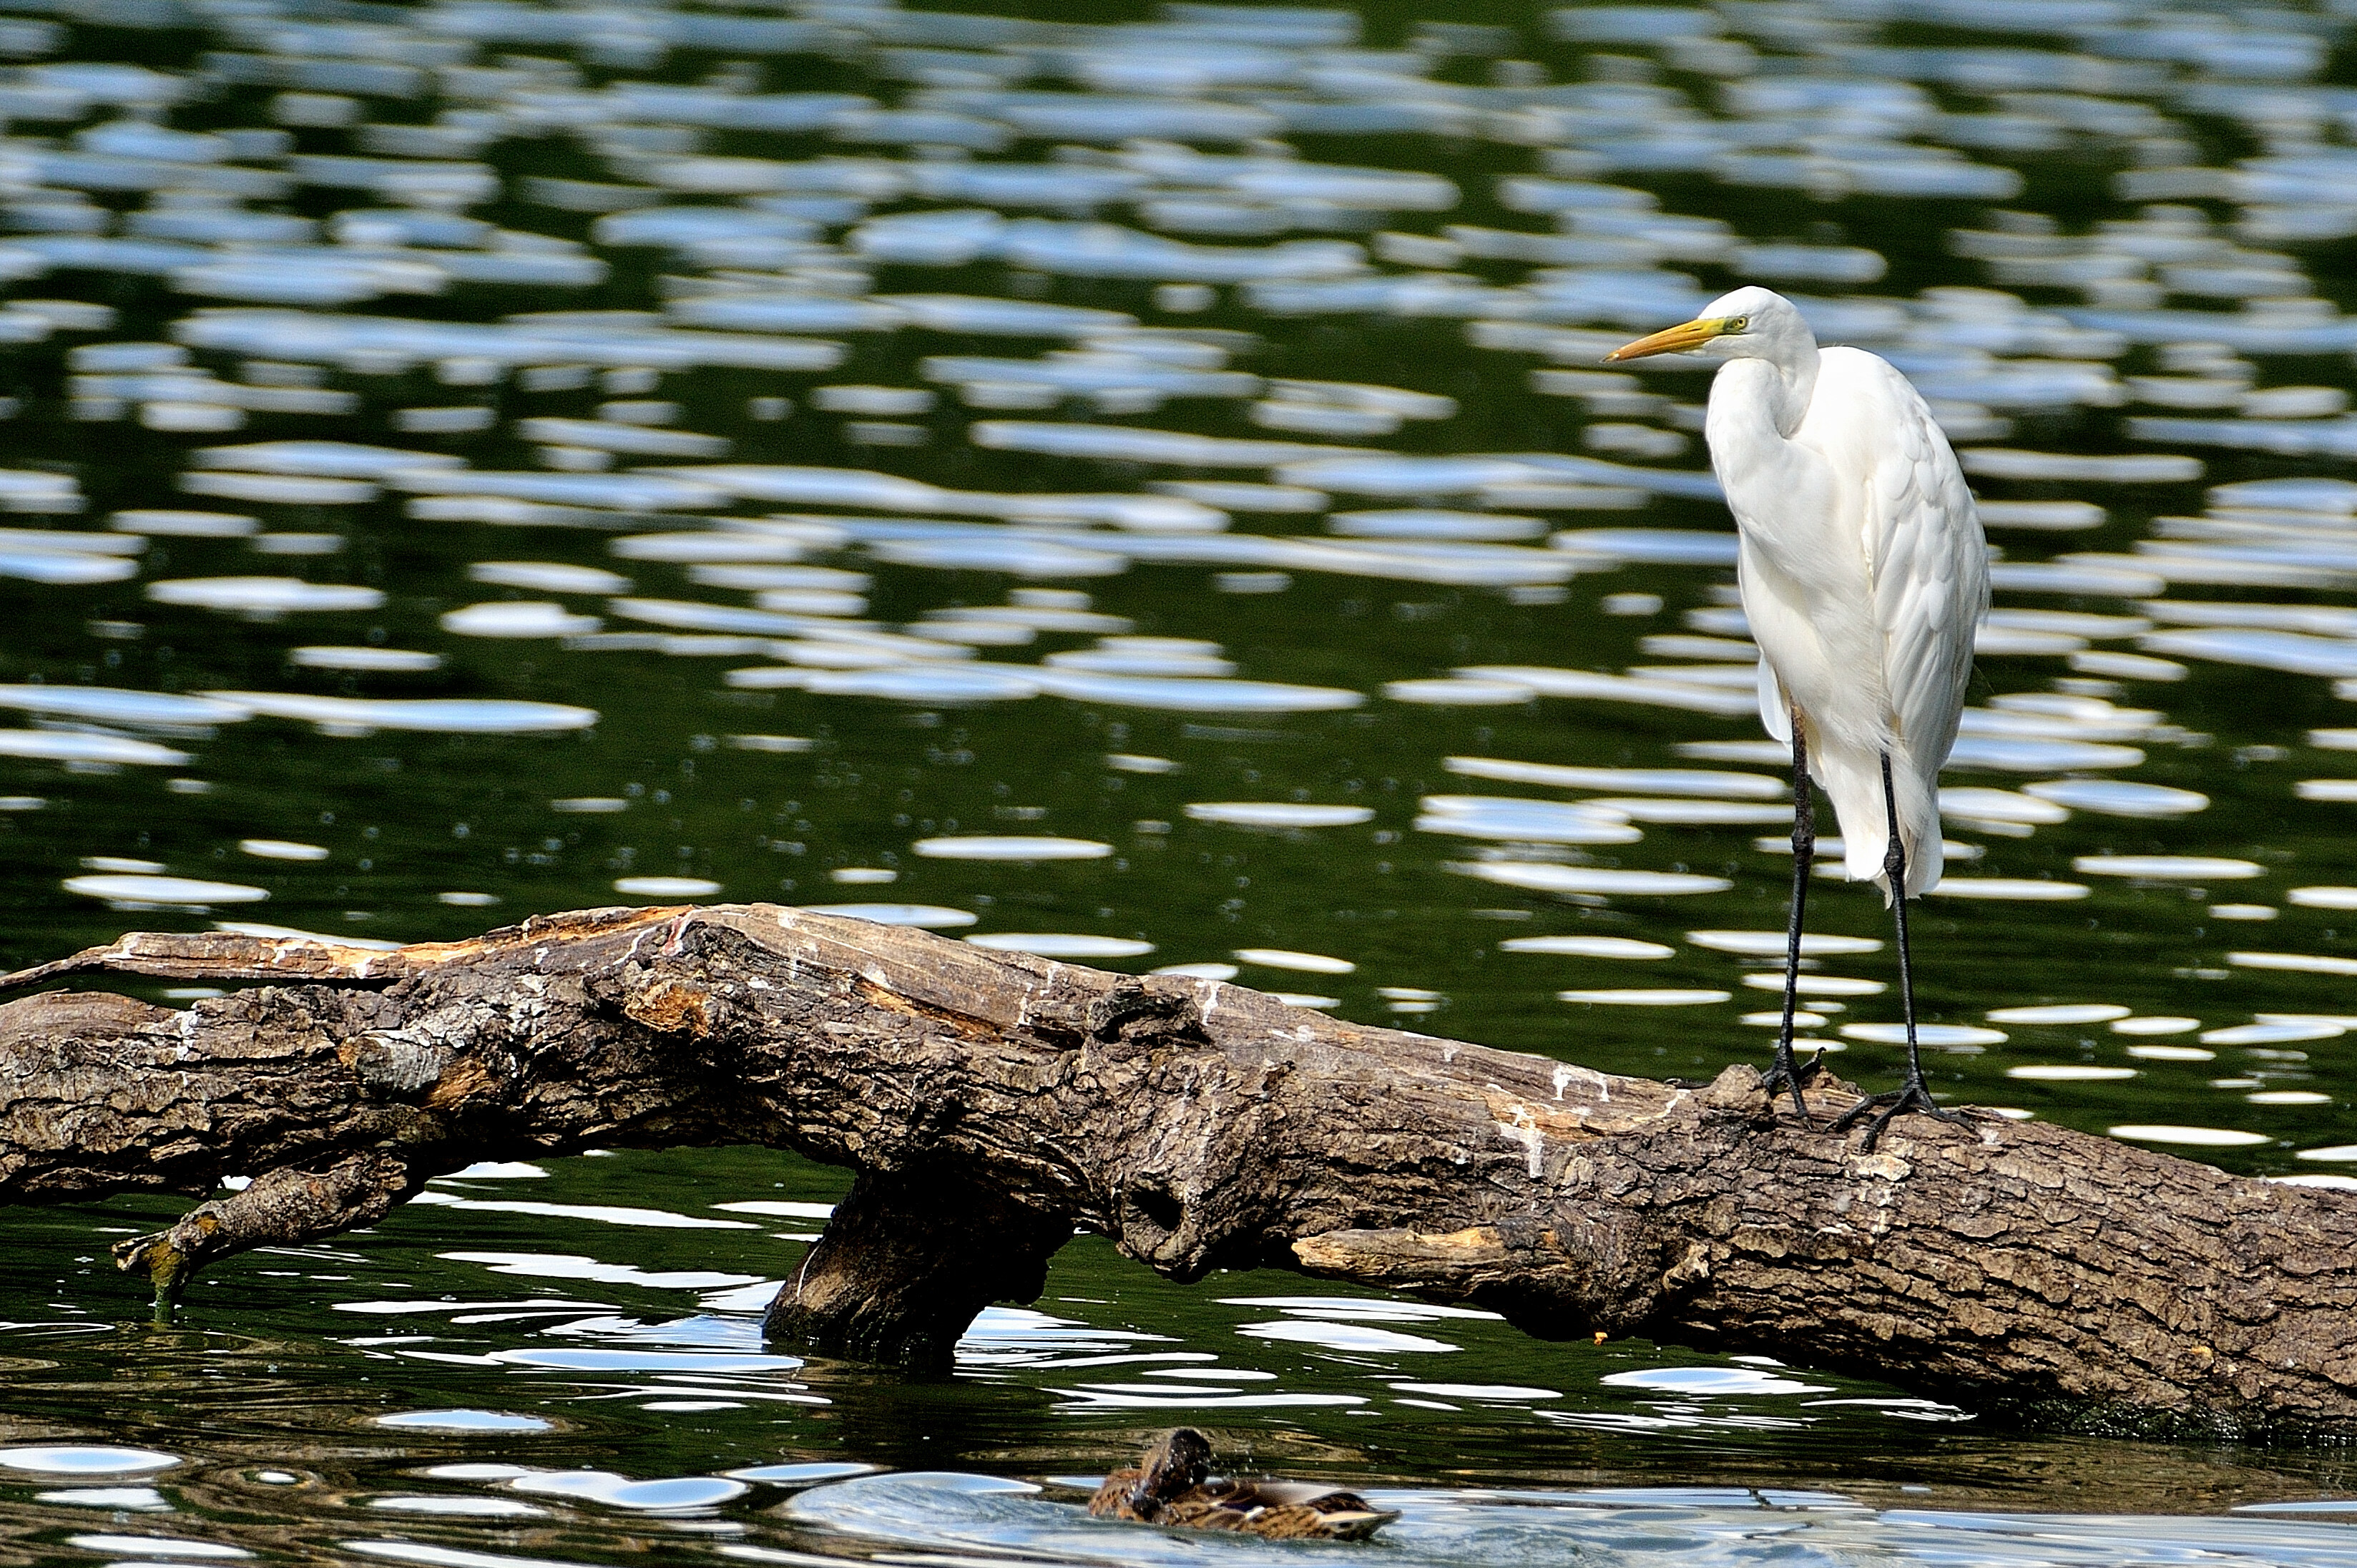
[[1, 902, 2353, 1439]]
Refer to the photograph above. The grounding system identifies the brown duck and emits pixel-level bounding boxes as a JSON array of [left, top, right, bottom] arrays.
[[1087, 1427, 1398, 1542]]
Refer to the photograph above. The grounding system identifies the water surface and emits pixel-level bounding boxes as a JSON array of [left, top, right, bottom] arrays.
[[6, 0, 2357, 1558]]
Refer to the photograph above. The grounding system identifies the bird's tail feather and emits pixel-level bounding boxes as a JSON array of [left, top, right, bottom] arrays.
[[1815, 745, 1941, 901]]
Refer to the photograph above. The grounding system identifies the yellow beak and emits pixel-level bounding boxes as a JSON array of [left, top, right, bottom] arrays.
[[1604, 317, 1732, 362]]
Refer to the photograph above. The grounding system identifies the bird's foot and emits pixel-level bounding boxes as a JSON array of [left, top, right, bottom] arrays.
[[1758, 1045, 1822, 1122], [1830, 1075, 1974, 1153]]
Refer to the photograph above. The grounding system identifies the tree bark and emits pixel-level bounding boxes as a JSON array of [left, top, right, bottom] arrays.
[[763, 1163, 1074, 1366], [1, 902, 2353, 1437]]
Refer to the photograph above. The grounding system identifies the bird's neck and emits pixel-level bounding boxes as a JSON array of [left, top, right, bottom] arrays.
[[1718, 346, 1818, 438]]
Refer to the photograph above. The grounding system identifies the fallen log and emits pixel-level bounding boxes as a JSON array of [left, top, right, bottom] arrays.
[[1, 902, 2352, 1439]]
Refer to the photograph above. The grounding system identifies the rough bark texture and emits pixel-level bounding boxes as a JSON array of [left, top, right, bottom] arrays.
[[1, 903, 2354, 1436], [763, 1164, 1073, 1366]]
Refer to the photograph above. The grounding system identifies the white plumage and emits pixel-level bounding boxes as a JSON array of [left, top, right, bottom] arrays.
[[1615, 286, 1987, 898], [1608, 285, 1990, 1142]]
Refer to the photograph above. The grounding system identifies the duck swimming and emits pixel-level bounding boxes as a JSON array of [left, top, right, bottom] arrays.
[[1087, 1427, 1398, 1542]]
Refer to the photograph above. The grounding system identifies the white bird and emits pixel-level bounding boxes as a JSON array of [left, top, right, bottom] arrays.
[[1607, 287, 1990, 1148]]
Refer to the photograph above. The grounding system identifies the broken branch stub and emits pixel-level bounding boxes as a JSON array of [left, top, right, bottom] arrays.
[[763, 1163, 1073, 1366], [1, 903, 2355, 1434]]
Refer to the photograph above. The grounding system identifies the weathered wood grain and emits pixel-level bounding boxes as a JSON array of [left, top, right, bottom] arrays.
[[1, 902, 2351, 1438]]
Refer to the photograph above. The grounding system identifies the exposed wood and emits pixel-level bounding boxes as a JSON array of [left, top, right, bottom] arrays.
[[1, 902, 2354, 1437]]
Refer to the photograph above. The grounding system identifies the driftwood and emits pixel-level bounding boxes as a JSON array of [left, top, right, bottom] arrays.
[[1, 902, 2353, 1440]]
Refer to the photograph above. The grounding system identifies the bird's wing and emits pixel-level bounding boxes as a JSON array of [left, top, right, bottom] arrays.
[[1757, 655, 1791, 745], [1812, 347, 1989, 771]]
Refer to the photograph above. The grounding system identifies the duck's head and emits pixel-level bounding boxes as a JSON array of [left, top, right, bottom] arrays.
[[1124, 1427, 1214, 1513]]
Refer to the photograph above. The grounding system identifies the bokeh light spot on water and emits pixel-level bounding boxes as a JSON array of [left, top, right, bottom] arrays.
[[1840, 1023, 2006, 1048], [2075, 854, 2265, 880], [612, 876, 721, 898], [1987, 1004, 2131, 1026], [1602, 1366, 1836, 1397], [1, 1447, 180, 1475], [798, 903, 975, 928], [0, 731, 190, 766], [1416, 795, 1644, 846], [727, 1461, 878, 1486], [506, 1470, 750, 1511], [147, 576, 386, 616], [1240, 1320, 1458, 1355], [1739, 974, 1881, 996], [1502, 934, 1674, 959], [1557, 988, 1730, 1006], [238, 838, 327, 861], [2108, 1126, 2273, 1148], [911, 836, 1111, 861], [368, 1496, 548, 1517], [2021, 780, 2209, 818], [406, 1192, 758, 1230], [36, 1486, 170, 1509], [9, 0, 2357, 1549], [1182, 801, 1373, 828], [62, 873, 267, 906], [1689, 930, 1882, 957], [1233, 946, 1355, 975], [288, 645, 441, 672], [2233, 951, 2357, 978], [1924, 878, 2092, 901], [2114, 1016, 2205, 1036], [1153, 961, 1238, 981], [491, 1348, 802, 1374], [1384, 676, 1539, 705], [440, 602, 604, 638], [964, 933, 1153, 959], [374, 1411, 554, 1434], [1452, 863, 1735, 897], [2202, 1021, 2348, 1046], [205, 692, 599, 734]]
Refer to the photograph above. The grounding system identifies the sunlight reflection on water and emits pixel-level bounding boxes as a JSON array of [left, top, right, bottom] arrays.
[[6, 0, 2357, 1556]]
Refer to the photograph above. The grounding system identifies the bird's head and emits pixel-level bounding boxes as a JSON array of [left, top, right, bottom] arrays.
[[1604, 286, 1810, 364], [1126, 1427, 1214, 1512]]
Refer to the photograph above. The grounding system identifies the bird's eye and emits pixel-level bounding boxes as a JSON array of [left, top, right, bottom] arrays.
[[1726, 315, 1749, 332]]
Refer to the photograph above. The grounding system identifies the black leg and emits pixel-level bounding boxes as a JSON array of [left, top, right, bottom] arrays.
[[1831, 754, 1973, 1151], [1758, 710, 1818, 1119]]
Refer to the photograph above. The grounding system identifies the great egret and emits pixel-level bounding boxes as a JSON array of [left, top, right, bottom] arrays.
[[1607, 286, 1989, 1149]]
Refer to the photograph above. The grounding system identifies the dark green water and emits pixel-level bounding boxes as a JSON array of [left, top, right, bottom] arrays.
[[6, 0, 2357, 1559]]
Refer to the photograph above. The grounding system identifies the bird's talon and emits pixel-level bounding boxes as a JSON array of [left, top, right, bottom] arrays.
[[1831, 1080, 1971, 1152], [1758, 1047, 1823, 1122]]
